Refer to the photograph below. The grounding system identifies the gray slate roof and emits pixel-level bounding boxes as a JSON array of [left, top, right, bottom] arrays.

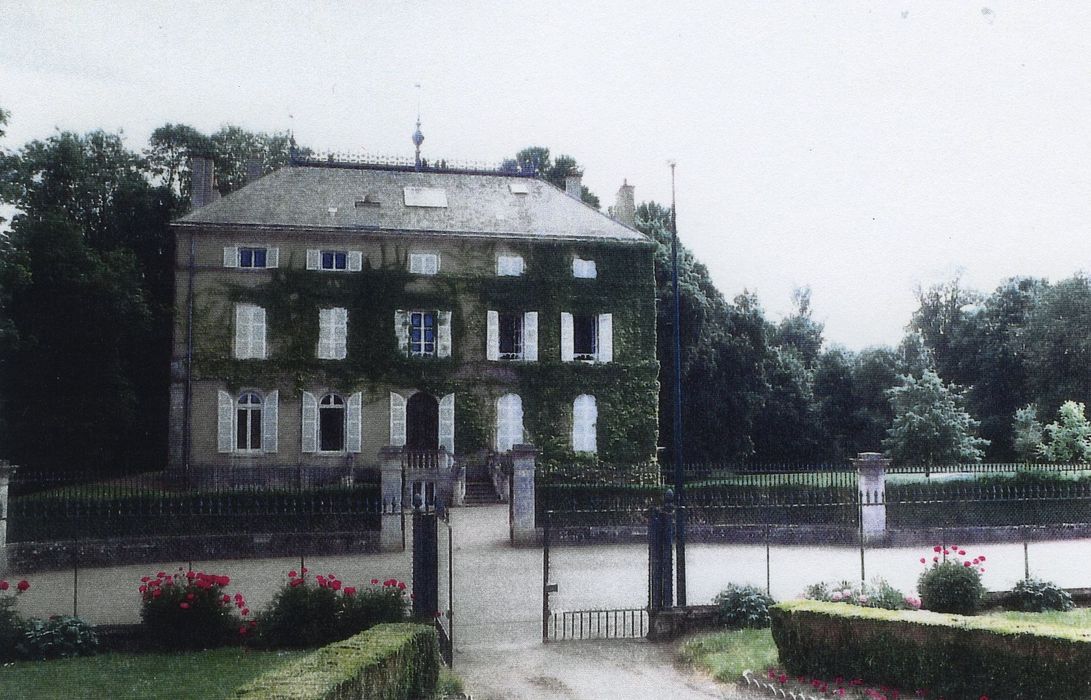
[[178, 165, 647, 244]]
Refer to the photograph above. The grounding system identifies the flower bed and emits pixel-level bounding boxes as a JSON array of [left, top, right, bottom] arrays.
[[770, 599, 1091, 699]]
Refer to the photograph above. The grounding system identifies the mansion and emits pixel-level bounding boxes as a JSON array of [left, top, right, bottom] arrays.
[[168, 152, 659, 487]]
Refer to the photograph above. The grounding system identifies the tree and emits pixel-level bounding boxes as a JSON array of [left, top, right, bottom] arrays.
[[1022, 276, 1091, 417], [144, 123, 213, 198], [773, 286, 824, 367], [1011, 404, 1044, 462], [513, 146, 600, 208], [1037, 401, 1091, 462], [883, 370, 989, 466]]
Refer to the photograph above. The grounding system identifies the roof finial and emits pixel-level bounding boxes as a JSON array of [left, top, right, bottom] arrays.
[[412, 83, 425, 170]]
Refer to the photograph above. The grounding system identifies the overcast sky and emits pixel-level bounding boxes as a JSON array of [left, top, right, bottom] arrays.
[[3, 1, 1091, 349]]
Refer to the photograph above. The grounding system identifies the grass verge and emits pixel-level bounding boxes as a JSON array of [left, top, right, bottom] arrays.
[[678, 628, 778, 684], [0, 647, 306, 700], [986, 607, 1091, 628]]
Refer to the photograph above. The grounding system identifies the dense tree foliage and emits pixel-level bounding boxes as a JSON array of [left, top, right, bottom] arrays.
[[883, 370, 989, 466], [510, 146, 601, 209], [0, 114, 294, 476]]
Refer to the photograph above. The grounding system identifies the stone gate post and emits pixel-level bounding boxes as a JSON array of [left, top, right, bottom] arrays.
[[511, 444, 538, 546], [853, 452, 889, 543], [0, 461, 16, 576], [379, 447, 404, 552]]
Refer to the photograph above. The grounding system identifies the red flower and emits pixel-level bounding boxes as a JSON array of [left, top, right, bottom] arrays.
[[241, 608, 249, 616], [139, 585, 147, 594], [331, 580, 342, 591], [964, 561, 972, 567], [239, 626, 248, 635], [344, 587, 356, 597], [179, 602, 190, 609], [958, 550, 966, 556], [16, 580, 29, 592], [933, 546, 941, 552], [979, 555, 986, 562], [919, 558, 926, 564], [222, 594, 231, 603], [153, 589, 162, 599], [289, 570, 298, 578], [933, 556, 939, 563], [0, 581, 9, 591], [185, 570, 196, 580], [371, 578, 379, 585], [301, 567, 308, 574]]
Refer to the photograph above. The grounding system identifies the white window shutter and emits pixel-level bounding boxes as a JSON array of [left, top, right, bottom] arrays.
[[334, 307, 348, 359], [306, 249, 320, 270], [560, 312, 574, 362], [573, 394, 598, 453], [486, 310, 499, 361], [262, 390, 279, 453], [301, 391, 318, 453], [223, 247, 238, 268], [346, 392, 362, 453], [523, 311, 538, 362], [217, 390, 234, 453], [234, 304, 247, 358], [317, 309, 332, 359], [439, 393, 455, 453], [437, 311, 452, 358], [267, 248, 279, 268], [496, 394, 524, 452], [348, 251, 363, 272], [254, 307, 267, 359], [597, 313, 613, 363], [394, 310, 409, 355], [390, 392, 407, 447]]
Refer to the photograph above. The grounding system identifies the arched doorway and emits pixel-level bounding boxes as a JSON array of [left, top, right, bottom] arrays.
[[406, 392, 439, 450]]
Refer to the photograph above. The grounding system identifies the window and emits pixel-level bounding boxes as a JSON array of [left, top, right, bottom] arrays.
[[234, 304, 266, 359], [561, 312, 612, 363], [319, 394, 345, 452], [224, 246, 278, 269], [317, 308, 348, 360], [498, 313, 523, 359], [218, 390, 277, 454], [572, 258, 597, 279], [572, 394, 598, 453], [409, 312, 436, 356], [497, 255, 525, 276], [487, 311, 537, 362], [496, 394, 524, 452], [409, 253, 439, 275], [573, 314, 597, 359], [412, 481, 436, 507], [236, 393, 262, 451], [321, 250, 347, 270], [240, 248, 267, 268]]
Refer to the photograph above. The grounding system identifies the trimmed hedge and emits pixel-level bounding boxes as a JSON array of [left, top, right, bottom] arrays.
[[234, 623, 439, 700], [770, 599, 1091, 699]]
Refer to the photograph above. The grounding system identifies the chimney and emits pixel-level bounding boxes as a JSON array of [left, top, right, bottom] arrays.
[[565, 173, 582, 199], [614, 179, 636, 228], [245, 158, 263, 184], [189, 156, 215, 208]]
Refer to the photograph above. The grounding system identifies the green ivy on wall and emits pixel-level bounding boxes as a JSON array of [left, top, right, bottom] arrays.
[[192, 240, 659, 464]]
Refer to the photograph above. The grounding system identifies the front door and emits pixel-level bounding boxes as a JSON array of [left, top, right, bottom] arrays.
[[406, 392, 439, 450]]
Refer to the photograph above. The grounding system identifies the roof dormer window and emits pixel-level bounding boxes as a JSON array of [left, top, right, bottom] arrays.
[[403, 187, 448, 208]]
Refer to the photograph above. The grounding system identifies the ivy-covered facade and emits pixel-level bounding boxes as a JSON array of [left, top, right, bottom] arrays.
[[168, 159, 658, 484]]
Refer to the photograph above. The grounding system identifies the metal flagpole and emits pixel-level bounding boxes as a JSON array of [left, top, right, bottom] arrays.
[[669, 161, 687, 606]]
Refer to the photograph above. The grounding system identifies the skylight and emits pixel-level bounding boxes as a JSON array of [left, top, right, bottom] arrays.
[[403, 187, 448, 208]]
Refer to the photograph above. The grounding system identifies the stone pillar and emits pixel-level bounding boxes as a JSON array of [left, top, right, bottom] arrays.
[[379, 447, 404, 552], [853, 452, 889, 543], [0, 461, 17, 576], [511, 444, 538, 546]]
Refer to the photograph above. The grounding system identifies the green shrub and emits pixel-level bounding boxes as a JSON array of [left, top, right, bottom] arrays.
[[1010, 577, 1075, 613], [0, 580, 30, 661], [803, 578, 920, 610], [16, 615, 99, 660], [770, 600, 1091, 700], [139, 569, 249, 650], [255, 571, 408, 649], [234, 623, 439, 700], [918, 559, 985, 615], [714, 584, 774, 629]]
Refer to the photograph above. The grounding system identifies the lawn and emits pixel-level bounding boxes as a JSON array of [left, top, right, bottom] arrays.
[[0, 647, 307, 700], [986, 606, 1091, 629], [678, 628, 778, 684]]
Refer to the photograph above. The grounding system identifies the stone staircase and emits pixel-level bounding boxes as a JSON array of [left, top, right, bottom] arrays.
[[462, 462, 503, 506]]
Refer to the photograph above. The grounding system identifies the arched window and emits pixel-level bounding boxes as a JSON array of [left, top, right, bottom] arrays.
[[319, 394, 345, 452], [572, 395, 597, 454], [236, 393, 262, 451], [496, 394, 524, 452]]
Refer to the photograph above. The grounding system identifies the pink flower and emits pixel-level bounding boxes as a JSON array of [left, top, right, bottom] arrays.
[[179, 602, 190, 609], [16, 580, 29, 592], [979, 555, 986, 562], [920, 558, 926, 564], [933, 546, 942, 552], [964, 561, 972, 567], [958, 550, 966, 556]]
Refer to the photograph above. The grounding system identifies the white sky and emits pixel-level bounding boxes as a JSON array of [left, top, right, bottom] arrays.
[[3, 1, 1091, 349]]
